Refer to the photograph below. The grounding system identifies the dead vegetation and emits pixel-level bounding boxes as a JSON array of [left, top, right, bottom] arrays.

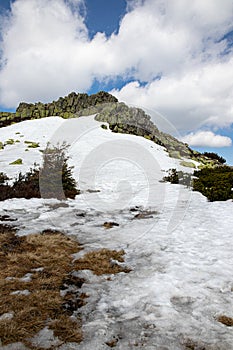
[[0, 225, 83, 347], [182, 338, 208, 350], [49, 315, 82, 343], [133, 210, 158, 220], [217, 315, 233, 327], [105, 336, 119, 347], [0, 214, 17, 222], [181, 337, 224, 350], [75, 248, 131, 275], [0, 223, 130, 348], [103, 221, 119, 229]]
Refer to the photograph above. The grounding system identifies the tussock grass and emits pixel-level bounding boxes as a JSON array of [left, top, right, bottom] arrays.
[[182, 338, 207, 350], [217, 315, 233, 327], [0, 225, 83, 348], [105, 337, 118, 347], [103, 222, 119, 229], [49, 315, 82, 343], [0, 224, 130, 348], [75, 248, 131, 275]]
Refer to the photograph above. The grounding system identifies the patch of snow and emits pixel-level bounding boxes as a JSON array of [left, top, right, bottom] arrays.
[[0, 313, 14, 321], [19, 273, 32, 282], [10, 290, 31, 296], [0, 117, 65, 180], [31, 267, 44, 272], [30, 327, 61, 349], [5, 277, 16, 281]]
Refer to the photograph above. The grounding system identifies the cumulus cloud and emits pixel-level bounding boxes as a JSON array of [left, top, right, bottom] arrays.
[[0, 0, 232, 140], [181, 131, 232, 148], [0, 0, 90, 105], [111, 57, 233, 131]]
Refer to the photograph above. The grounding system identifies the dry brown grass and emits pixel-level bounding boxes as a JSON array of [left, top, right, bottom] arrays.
[[182, 338, 207, 350], [49, 315, 82, 343], [105, 337, 118, 347], [103, 222, 119, 229], [0, 224, 130, 349], [75, 248, 131, 275], [0, 225, 83, 348], [217, 315, 233, 327], [181, 337, 224, 350]]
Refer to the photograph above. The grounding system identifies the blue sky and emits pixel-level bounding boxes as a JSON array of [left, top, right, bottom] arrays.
[[0, 0, 233, 164], [84, 0, 126, 38]]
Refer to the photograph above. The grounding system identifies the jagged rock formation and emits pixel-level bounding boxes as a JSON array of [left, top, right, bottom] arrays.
[[0, 91, 222, 166], [0, 91, 118, 127], [94, 102, 193, 159]]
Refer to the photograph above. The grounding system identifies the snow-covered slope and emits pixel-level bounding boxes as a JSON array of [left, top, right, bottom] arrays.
[[0, 116, 233, 349], [0, 115, 195, 181], [0, 117, 64, 179]]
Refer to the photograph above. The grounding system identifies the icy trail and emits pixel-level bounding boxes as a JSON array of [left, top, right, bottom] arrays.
[[0, 117, 233, 349]]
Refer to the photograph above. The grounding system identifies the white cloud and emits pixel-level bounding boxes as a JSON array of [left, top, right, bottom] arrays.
[[111, 56, 233, 131], [0, 0, 232, 139], [181, 131, 232, 148], [0, 0, 90, 105]]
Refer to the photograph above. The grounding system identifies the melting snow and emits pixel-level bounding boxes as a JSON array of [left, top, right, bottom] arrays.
[[0, 116, 233, 349], [10, 290, 31, 296]]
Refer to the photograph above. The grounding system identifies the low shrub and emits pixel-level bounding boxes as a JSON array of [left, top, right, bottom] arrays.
[[101, 124, 108, 130], [163, 169, 193, 187], [0, 143, 79, 201], [163, 168, 179, 184], [0, 173, 9, 184], [203, 152, 226, 164], [39, 143, 78, 199], [193, 165, 233, 201], [164, 166, 233, 201]]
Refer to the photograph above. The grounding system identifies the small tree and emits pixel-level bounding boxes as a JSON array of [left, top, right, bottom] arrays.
[[163, 169, 179, 184], [162, 169, 193, 187], [39, 142, 78, 199], [0, 143, 78, 201]]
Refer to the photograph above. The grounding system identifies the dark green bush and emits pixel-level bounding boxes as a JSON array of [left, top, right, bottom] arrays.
[[203, 152, 226, 164], [163, 169, 179, 184], [0, 173, 9, 184], [101, 124, 108, 130], [163, 169, 193, 187], [193, 166, 233, 201]]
